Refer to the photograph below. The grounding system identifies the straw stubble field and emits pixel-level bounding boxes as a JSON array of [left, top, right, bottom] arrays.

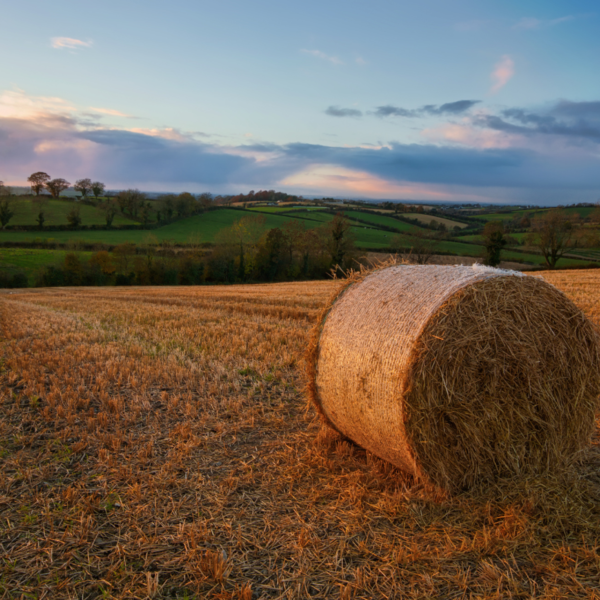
[[1, 270, 600, 599]]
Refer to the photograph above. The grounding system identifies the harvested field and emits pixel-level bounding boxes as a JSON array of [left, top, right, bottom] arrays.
[[2, 271, 600, 598]]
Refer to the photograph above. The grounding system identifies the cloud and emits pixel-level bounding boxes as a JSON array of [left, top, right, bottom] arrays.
[[89, 107, 132, 118], [325, 106, 362, 118], [423, 100, 481, 115], [300, 49, 343, 65], [355, 56, 367, 66], [490, 55, 514, 94], [476, 100, 600, 143], [373, 105, 418, 118], [2, 88, 600, 203], [0, 89, 75, 119], [421, 122, 513, 149], [552, 100, 600, 119], [513, 15, 576, 30], [373, 100, 480, 118], [51, 37, 92, 50]]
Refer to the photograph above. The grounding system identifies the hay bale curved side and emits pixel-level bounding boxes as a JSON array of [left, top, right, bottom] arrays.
[[307, 265, 600, 490]]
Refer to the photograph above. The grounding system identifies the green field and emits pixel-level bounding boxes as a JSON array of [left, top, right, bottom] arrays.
[[0, 208, 395, 249], [5, 197, 138, 227], [472, 206, 596, 222], [403, 212, 469, 229], [340, 210, 423, 232], [2, 205, 595, 271], [247, 206, 327, 213], [0, 248, 93, 283]]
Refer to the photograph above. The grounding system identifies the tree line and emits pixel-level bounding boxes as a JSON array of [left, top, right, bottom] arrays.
[[11, 214, 361, 288]]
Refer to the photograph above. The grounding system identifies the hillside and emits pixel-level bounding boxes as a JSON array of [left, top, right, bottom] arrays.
[[2, 200, 599, 277]]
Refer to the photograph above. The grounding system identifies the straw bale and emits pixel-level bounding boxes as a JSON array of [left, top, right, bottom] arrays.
[[307, 265, 600, 491]]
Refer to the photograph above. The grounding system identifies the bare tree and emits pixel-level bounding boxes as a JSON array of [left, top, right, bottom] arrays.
[[393, 230, 436, 264], [91, 181, 106, 199], [27, 172, 50, 196], [527, 209, 584, 268], [45, 178, 70, 198], [74, 178, 93, 198]]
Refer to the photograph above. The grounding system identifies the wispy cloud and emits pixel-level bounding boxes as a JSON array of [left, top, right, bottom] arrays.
[[51, 37, 92, 50], [89, 107, 132, 118], [301, 49, 343, 65], [373, 105, 417, 118], [325, 106, 362, 118], [355, 56, 367, 66], [490, 55, 514, 94], [513, 15, 575, 30], [0, 89, 76, 119], [372, 100, 480, 118]]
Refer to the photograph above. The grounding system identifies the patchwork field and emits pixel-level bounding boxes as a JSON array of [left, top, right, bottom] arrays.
[[2, 270, 600, 598]]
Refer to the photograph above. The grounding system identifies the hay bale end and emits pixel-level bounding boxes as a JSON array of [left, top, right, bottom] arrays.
[[307, 265, 600, 491]]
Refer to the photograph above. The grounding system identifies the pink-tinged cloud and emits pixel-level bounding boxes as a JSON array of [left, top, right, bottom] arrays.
[[89, 107, 131, 118], [51, 37, 92, 50], [0, 89, 75, 119], [421, 121, 513, 149], [281, 165, 493, 202], [490, 55, 514, 94]]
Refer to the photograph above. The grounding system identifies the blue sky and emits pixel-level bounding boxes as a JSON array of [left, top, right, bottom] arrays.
[[1, 0, 599, 204]]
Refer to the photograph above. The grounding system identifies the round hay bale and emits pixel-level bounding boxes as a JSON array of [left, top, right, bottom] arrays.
[[307, 265, 600, 491]]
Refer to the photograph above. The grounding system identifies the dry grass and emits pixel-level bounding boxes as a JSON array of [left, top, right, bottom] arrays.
[[1, 273, 600, 598]]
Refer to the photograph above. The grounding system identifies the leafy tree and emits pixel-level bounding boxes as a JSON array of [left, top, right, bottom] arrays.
[[257, 228, 285, 280], [282, 219, 306, 275], [216, 215, 266, 281], [140, 204, 152, 225], [175, 192, 196, 217], [90, 251, 116, 276], [160, 194, 176, 220], [33, 196, 48, 229], [45, 178, 70, 198], [113, 243, 136, 274], [482, 221, 506, 267], [104, 200, 118, 227], [116, 189, 146, 217], [91, 181, 106, 198], [64, 253, 83, 285], [0, 198, 14, 229], [198, 193, 213, 209], [74, 178, 93, 198], [27, 172, 50, 196], [527, 209, 582, 269], [323, 213, 357, 269], [67, 206, 82, 228]]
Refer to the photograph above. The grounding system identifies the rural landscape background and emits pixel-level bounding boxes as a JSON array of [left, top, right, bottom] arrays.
[[3, 0, 600, 597], [2, 177, 600, 289]]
